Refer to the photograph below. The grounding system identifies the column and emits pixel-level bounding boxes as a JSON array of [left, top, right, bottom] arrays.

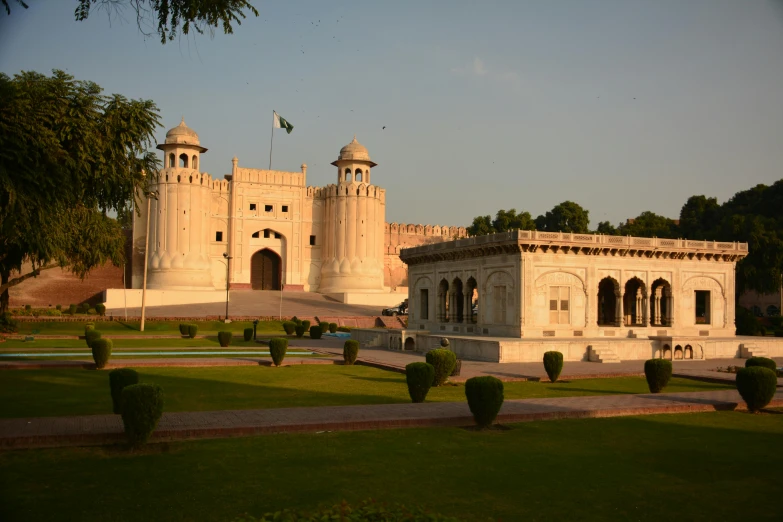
[[616, 294, 623, 327], [666, 294, 673, 327], [465, 293, 472, 324], [654, 293, 661, 326]]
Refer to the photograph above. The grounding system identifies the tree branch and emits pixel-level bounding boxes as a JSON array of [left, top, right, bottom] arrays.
[[0, 263, 60, 293]]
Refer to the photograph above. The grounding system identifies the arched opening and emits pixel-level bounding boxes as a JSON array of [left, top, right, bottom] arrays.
[[438, 279, 449, 322], [452, 277, 464, 323], [466, 277, 478, 324], [650, 278, 672, 326], [684, 344, 693, 359], [192, 155, 198, 170], [662, 344, 671, 359], [179, 153, 189, 168], [250, 249, 281, 290], [355, 169, 362, 182], [344, 168, 351, 182], [674, 345, 683, 360], [767, 305, 780, 317], [168, 153, 176, 168], [623, 277, 647, 326], [404, 337, 415, 351], [597, 277, 620, 326]]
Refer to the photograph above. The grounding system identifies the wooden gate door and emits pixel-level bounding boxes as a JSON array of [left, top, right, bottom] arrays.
[[250, 249, 281, 290]]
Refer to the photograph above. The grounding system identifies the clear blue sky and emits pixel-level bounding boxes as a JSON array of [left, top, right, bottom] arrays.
[[2, 1, 782, 228]]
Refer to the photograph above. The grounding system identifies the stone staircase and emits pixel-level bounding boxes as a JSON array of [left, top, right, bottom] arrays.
[[740, 344, 768, 359], [588, 344, 621, 363]]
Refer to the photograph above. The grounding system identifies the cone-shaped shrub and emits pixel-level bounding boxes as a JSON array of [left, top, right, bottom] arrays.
[[269, 337, 288, 366], [745, 357, 777, 372], [243, 328, 253, 341], [406, 362, 435, 403], [736, 366, 777, 412], [310, 325, 323, 339], [644, 359, 672, 393], [95, 304, 106, 316], [329, 322, 337, 333], [425, 349, 457, 386], [343, 340, 359, 365], [282, 321, 296, 335], [91, 338, 113, 369], [218, 331, 232, 347], [294, 325, 306, 338], [187, 324, 198, 338], [109, 368, 139, 414], [85, 329, 102, 348], [178, 324, 188, 335], [302, 320, 311, 330], [465, 376, 504, 428], [121, 383, 164, 447], [543, 351, 564, 383]]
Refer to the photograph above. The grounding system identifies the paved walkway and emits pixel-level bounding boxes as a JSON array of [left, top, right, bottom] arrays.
[[2, 389, 780, 449]]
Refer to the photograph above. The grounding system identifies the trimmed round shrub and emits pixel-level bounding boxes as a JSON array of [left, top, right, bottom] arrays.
[[343, 340, 359, 365], [91, 338, 113, 369], [68, 304, 77, 315], [187, 324, 198, 339], [309, 325, 323, 339], [218, 331, 232, 347], [450, 359, 462, 377], [644, 359, 673, 393], [282, 321, 296, 335], [465, 376, 505, 428], [425, 349, 457, 386], [543, 351, 564, 383], [109, 368, 139, 414], [95, 303, 106, 316], [405, 362, 435, 403], [294, 325, 306, 338], [79, 303, 90, 314], [745, 357, 777, 372], [178, 323, 188, 335], [85, 329, 102, 348], [329, 322, 337, 333], [24, 304, 31, 311], [121, 383, 164, 447], [337, 326, 351, 332], [736, 366, 777, 412], [55, 304, 62, 311], [84, 324, 95, 336], [243, 327, 253, 342], [269, 337, 288, 366], [319, 321, 329, 332], [301, 320, 311, 330], [291, 316, 301, 325]]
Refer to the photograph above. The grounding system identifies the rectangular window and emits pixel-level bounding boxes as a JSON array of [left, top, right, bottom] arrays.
[[420, 289, 429, 320], [215, 231, 223, 242], [249, 203, 256, 211], [309, 235, 316, 246], [263, 229, 270, 238], [265, 204, 273, 212], [282, 205, 289, 212], [549, 286, 570, 324], [695, 291, 711, 324]]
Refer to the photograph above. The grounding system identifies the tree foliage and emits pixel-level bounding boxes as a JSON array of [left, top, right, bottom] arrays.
[[534, 201, 590, 233], [0, 70, 160, 310], [2, 0, 259, 44], [617, 211, 679, 238]]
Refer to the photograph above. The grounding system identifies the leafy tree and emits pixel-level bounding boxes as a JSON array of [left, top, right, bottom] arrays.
[[0, 70, 160, 312], [534, 201, 590, 233], [679, 195, 720, 240], [595, 221, 619, 235], [467, 215, 495, 237], [2, 0, 259, 44], [492, 208, 536, 233], [617, 211, 679, 238]]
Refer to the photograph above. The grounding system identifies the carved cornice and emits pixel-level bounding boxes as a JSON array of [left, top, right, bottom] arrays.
[[399, 230, 748, 266]]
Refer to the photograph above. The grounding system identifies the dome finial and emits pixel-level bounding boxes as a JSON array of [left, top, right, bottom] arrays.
[[180, 116, 186, 126], [352, 134, 357, 142]]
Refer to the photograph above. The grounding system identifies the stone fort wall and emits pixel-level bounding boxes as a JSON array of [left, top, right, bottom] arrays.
[[384, 223, 468, 289]]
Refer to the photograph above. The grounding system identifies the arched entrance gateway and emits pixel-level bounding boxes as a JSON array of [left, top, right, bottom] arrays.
[[250, 249, 281, 290]]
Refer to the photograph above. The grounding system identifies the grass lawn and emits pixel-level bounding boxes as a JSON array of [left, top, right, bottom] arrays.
[[0, 337, 326, 350], [12, 320, 289, 336], [0, 411, 781, 521], [0, 366, 732, 418]]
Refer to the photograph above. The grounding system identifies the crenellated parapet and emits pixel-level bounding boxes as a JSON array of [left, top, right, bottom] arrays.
[[233, 168, 305, 186], [386, 222, 468, 239]]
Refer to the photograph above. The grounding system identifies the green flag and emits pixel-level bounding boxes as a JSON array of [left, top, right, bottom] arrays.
[[273, 111, 294, 134]]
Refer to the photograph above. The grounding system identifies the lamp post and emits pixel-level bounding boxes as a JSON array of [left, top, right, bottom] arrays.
[[222, 252, 232, 322]]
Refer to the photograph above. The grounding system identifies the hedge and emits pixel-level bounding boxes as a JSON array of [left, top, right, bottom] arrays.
[[243, 328, 253, 342], [218, 331, 232, 347], [329, 322, 337, 333], [85, 329, 102, 348], [187, 324, 198, 338], [425, 349, 457, 386], [736, 366, 777, 412], [121, 383, 164, 447], [343, 340, 359, 365], [269, 337, 288, 366], [405, 362, 435, 403], [644, 359, 672, 393], [543, 351, 564, 383], [109, 368, 139, 414], [282, 321, 296, 335], [91, 338, 113, 369], [745, 357, 777, 372], [294, 325, 306, 338], [465, 376, 505, 428], [337, 326, 351, 332]]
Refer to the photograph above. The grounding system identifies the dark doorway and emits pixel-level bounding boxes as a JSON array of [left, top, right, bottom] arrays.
[[250, 249, 281, 290]]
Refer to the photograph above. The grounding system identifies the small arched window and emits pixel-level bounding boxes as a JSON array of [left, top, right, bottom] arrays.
[[355, 169, 362, 182], [168, 153, 176, 168], [179, 153, 189, 168], [192, 156, 198, 170]]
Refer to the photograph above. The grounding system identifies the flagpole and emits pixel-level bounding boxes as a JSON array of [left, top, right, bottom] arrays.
[[269, 110, 275, 169]]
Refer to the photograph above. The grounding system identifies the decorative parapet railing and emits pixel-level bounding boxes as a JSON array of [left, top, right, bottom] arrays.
[[400, 230, 748, 264]]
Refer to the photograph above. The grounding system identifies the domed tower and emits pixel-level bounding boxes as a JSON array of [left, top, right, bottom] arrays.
[[319, 136, 386, 293], [146, 118, 214, 289]]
